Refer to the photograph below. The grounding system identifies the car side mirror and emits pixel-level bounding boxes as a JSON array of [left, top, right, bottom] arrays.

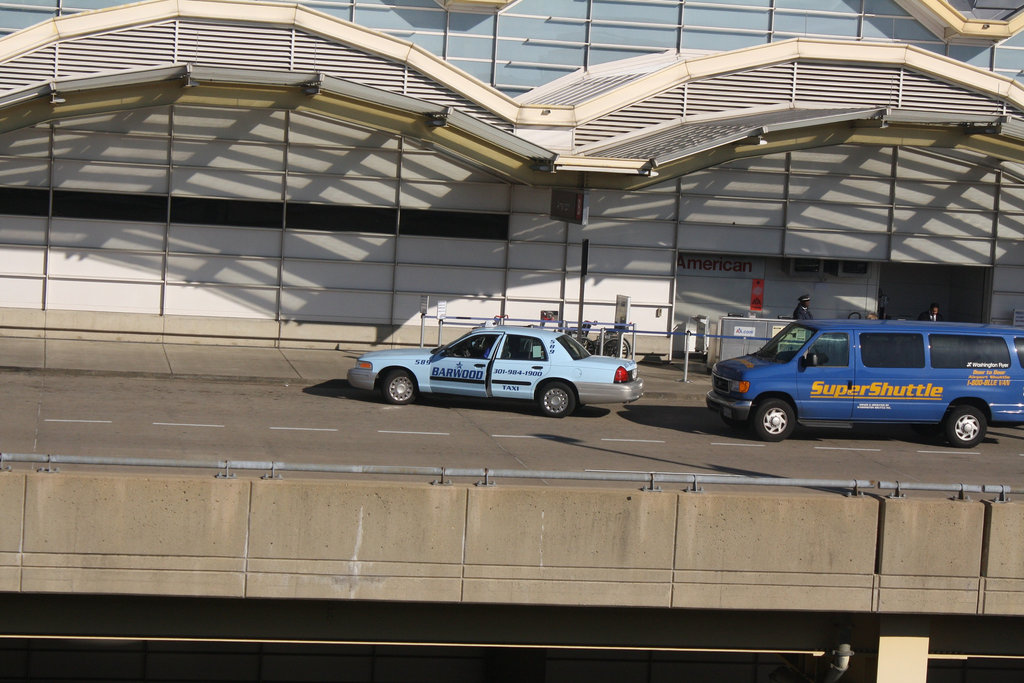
[[803, 352, 821, 367]]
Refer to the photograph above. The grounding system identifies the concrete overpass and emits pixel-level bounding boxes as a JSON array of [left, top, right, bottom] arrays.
[[2, 470, 1023, 681]]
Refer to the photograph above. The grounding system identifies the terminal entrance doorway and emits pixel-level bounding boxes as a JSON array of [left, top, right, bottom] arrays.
[[876, 263, 988, 323]]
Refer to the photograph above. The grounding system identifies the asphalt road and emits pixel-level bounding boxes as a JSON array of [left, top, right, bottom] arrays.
[[3, 369, 1024, 490]]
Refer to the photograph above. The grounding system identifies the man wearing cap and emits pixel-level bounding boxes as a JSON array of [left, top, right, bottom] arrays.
[[793, 294, 813, 320]]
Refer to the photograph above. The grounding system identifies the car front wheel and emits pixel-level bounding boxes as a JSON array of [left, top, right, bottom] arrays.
[[538, 381, 576, 418], [751, 398, 796, 442], [381, 369, 416, 405], [943, 405, 986, 448]]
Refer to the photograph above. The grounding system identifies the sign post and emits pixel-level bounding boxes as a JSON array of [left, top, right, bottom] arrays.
[[577, 239, 589, 341]]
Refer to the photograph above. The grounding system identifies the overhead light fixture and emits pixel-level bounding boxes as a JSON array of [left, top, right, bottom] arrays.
[[530, 158, 554, 173], [50, 92, 65, 104], [182, 64, 198, 88], [426, 106, 454, 128], [756, 135, 767, 146], [301, 74, 324, 96]]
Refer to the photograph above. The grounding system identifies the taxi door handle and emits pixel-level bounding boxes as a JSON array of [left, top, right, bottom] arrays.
[[474, 363, 486, 368], [532, 366, 544, 370]]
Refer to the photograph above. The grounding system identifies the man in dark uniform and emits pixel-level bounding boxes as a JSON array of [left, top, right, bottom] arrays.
[[917, 303, 943, 321], [793, 294, 813, 320]]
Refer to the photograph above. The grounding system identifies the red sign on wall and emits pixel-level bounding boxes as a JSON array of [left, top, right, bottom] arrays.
[[750, 279, 764, 312]]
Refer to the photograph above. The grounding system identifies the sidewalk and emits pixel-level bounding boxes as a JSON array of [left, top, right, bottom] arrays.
[[0, 336, 712, 400]]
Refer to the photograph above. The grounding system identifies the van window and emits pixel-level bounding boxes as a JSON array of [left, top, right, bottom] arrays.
[[754, 323, 815, 363], [806, 333, 849, 367], [1015, 338, 1024, 367], [861, 333, 925, 368], [930, 334, 1010, 369]]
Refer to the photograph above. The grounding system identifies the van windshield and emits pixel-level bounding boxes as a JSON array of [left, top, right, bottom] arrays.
[[753, 323, 816, 363]]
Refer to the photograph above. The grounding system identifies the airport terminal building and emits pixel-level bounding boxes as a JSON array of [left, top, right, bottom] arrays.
[[1, 0, 1024, 352]]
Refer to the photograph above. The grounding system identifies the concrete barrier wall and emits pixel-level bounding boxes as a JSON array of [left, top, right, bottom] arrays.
[[2, 472, 1023, 615]]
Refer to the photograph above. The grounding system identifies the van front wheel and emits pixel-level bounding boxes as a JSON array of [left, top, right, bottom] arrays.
[[943, 405, 986, 448], [751, 399, 796, 442]]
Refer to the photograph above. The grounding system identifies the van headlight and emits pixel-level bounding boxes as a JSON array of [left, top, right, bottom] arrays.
[[731, 380, 750, 394]]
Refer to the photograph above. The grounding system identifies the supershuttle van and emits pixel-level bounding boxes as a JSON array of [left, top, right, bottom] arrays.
[[705, 319, 1024, 447]]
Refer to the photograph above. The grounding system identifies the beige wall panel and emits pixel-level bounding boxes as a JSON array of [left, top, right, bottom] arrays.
[[0, 159, 51, 187], [0, 245, 43, 275], [53, 160, 168, 194], [287, 146, 398, 176], [394, 264, 505, 296], [983, 578, 1024, 615], [0, 127, 50, 156], [787, 202, 890, 232], [286, 175, 398, 206], [0, 276, 43, 308], [509, 213, 567, 242], [675, 493, 878, 574], [994, 241, 1024, 266], [891, 236, 991, 265], [170, 224, 282, 257], [876, 575, 982, 613], [280, 289, 393, 322], [48, 249, 163, 280], [246, 573, 463, 601], [171, 168, 282, 201], [506, 269, 564, 299], [508, 242, 565, 270], [589, 191, 677, 220], [572, 219, 675, 248], [0, 216, 46, 245], [167, 255, 279, 286], [0, 475, 25, 553], [678, 169, 787, 199], [784, 230, 889, 259], [288, 113, 399, 148], [789, 145, 894, 176], [789, 175, 892, 204], [54, 132, 168, 164], [23, 474, 250, 557], [897, 148, 997, 182], [172, 107, 285, 142], [464, 488, 676, 569], [163, 284, 277, 318], [992, 264, 1024, 293], [282, 261, 393, 290], [510, 186, 552, 214], [878, 499, 984, 577], [893, 208, 994, 237], [895, 181, 996, 212], [50, 219, 166, 251], [983, 502, 1024, 579], [21, 567, 245, 597], [677, 224, 784, 254], [462, 578, 671, 606], [248, 481, 467, 564], [673, 581, 872, 611], [57, 109, 169, 135], [283, 232, 395, 261], [399, 181, 510, 212], [996, 216, 1024, 240], [401, 150, 500, 183], [172, 140, 285, 171], [47, 280, 162, 314], [678, 197, 785, 227], [397, 236, 507, 268]]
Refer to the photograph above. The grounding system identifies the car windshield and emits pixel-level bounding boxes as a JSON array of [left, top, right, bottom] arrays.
[[752, 323, 816, 363], [556, 334, 590, 360]]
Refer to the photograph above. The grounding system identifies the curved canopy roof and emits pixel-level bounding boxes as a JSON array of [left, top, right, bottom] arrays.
[[1, 0, 1024, 190]]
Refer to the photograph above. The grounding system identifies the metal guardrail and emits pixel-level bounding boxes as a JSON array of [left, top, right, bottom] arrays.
[[0, 452, 1014, 500]]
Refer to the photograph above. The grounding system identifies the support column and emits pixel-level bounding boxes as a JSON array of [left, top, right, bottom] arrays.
[[876, 616, 929, 683]]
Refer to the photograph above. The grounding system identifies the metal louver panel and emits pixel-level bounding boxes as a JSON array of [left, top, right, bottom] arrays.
[[0, 19, 510, 129], [176, 22, 293, 71], [0, 46, 56, 89], [576, 60, 1024, 150], [58, 24, 176, 77]]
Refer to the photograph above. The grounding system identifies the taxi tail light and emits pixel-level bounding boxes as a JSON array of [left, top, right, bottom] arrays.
[[614, 366, 630, 383]]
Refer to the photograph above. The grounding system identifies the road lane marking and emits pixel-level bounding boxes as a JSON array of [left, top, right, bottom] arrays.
[[270, 426, 339, 432], [601, 438, 666, 443], [492, 434, 561, 439], [379, 430, 450, 436], [815, 446, 881, 452], [709, 442, 764, 447], [153, 422, 224, 428], [44, 419, 112, 423], [918, 449, 979, 455]]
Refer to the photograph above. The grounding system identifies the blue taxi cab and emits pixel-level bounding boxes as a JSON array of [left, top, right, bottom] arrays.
[[706, 319, 1024, 447], [347, 325, 644, 417]]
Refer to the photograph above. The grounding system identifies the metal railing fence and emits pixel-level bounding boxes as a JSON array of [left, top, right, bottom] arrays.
[[0, 452, 1015, 501]]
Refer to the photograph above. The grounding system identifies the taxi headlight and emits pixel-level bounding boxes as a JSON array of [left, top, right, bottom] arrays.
[[357, 360, 373, 370]]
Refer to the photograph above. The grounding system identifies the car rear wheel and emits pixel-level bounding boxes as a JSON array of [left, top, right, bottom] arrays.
[[943, 405, 986, 448], [538, 381, 576, 418], [381, 369, 416, 405], [751, 398, 796, 442]]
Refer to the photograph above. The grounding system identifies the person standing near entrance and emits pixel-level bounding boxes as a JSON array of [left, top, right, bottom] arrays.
[[792, 294, 813, 320], [918, 303, 943, 321]]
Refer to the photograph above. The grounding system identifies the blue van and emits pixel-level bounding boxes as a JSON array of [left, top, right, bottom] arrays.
[[705, 319, 1024, 447]]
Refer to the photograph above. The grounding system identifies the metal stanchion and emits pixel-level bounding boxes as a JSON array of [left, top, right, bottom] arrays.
[[683, 330, 691, 383]]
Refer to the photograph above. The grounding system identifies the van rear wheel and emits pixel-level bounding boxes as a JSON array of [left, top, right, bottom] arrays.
[[751, 399, 796, 442], [943, 405, 986, 448]]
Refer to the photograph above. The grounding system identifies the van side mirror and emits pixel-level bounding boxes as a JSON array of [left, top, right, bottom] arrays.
[[803, 352, 823, 367]]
